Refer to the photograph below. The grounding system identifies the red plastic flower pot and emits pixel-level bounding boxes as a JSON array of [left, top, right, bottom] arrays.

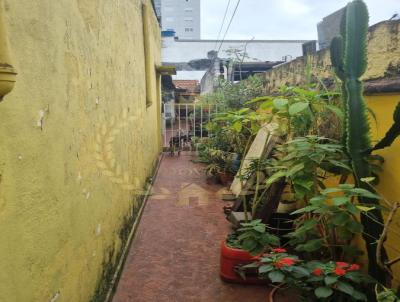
[[219, 240, 268, 284]]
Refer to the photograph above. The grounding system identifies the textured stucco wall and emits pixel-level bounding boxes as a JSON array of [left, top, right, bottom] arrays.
[[264, 20, 400, 92], [0, 0, 161, 301], [264, 20, 400, 285]]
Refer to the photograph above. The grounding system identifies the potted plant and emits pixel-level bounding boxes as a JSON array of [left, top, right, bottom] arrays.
[[246, 249, 374, 301], [220, 219, 280, 283]]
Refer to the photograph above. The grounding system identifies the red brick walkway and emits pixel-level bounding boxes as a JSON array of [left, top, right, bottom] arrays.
[[112, 152, 269, 302]]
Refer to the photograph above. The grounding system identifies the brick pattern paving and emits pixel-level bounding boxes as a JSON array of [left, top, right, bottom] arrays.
[[112, 152, 269, 302]]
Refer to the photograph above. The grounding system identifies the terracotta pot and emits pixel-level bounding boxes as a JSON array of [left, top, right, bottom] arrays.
[[219, 240, 267, 284], [217, 172, 234, 186], [268, 286, 279, 302], [268, 285, 300, 302]]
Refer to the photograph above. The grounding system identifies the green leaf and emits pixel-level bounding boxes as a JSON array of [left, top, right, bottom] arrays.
[[325, 275, 338, 285], [232, 121, 242, 132], [296, 239, 323, 252], [360, 177, 375, 183], [352, 290, 368, 301], [266, 171, 286, 184], [291, 205, 319, 215], [350, 188, 381, 199], [322, 187, 343, 194], [288, 102, 309, 116], [242, 238, 257, 252], [314, 287, 333, 298], [254, 224, 266, 233], [268, 270, 285, 283], [337, 281, 354, 296], [292, 266, 310, 277], [346, 202, 359, 215], [332, 212, 350, 226], [260, 100, 274, 110], [346, 220, 364, 233], [356, 205, 375, 212], [273, 98, 288, 110], [333, 196, 350, 206], [259, 265, 274, 274], [287, 163, 304, 176], [326, 104, 344, 120]]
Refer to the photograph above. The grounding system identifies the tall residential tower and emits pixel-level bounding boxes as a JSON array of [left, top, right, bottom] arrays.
[[156, 0, 201, 39]]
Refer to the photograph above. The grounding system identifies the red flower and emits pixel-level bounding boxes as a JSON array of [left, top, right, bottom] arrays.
[[273, 257, 296, 268], [272, 248, 287, 253], [347, 264, 360, 271], [312, 268, 323, 276], [336, 262, 349, 268], [334, 267, 347, 276]]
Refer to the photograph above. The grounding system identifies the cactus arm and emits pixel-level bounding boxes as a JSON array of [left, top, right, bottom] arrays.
[[372, 102, 400, 151]]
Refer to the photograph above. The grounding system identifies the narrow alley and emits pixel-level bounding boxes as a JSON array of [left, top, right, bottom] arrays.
[[112, 152, 269, 302]]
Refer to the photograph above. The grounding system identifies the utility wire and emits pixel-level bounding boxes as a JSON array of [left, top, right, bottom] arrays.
[[213, 0, 232, 50], [216, 0, 241, 55]]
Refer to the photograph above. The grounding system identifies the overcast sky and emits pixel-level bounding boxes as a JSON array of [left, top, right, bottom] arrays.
[[201, 0, 399, 40]]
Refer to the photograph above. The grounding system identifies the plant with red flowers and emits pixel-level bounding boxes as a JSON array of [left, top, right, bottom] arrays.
[[245, 249, 310, 284], [303, 261, 374, 301], [246, 250, 374, 301]]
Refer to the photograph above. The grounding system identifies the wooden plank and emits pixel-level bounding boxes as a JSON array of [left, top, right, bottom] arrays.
[[230, 123, 279, 197]]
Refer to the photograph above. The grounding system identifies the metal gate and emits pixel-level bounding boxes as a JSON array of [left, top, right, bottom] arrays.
[[162, 103, 218, 150]]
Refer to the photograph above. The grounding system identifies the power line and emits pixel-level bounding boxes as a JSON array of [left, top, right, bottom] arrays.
[[216, 0, 241, 55], [213, 0, 232, 50]]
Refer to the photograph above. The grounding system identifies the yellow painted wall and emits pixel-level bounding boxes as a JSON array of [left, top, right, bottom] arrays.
[[0, 0, 161, 301], [264, 20, 400, 285], [367, 94, 400, 285]]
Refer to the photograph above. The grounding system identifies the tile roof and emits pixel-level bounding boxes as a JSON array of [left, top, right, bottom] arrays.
[[172, 80, 200, 92]]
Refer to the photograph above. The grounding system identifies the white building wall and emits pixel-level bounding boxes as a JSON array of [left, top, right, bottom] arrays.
[[161, 0, 201, 39], [162, 37, 309, 63]]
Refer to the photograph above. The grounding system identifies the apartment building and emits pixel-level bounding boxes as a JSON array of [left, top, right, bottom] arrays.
[[157, 0, 201, 39]]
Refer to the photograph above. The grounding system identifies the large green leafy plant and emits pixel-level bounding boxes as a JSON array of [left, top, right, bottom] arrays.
[[248, 85, 342, 139], [266, 136, 350, 199], [288, 184, 380, 261]]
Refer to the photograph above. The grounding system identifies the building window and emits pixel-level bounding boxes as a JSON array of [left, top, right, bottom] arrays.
[[184, 28, 194, 32], [184, 17, 193, 21], [184, 8, 193, 12]]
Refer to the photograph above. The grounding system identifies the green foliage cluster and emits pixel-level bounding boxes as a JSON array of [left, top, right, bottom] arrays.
[[201, 75, 265, 110], [227, 219, 280, 256], [266, 136, 350, 199]]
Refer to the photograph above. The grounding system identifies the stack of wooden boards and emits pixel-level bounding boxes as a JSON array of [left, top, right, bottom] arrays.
[[223, 123, 286, 227]]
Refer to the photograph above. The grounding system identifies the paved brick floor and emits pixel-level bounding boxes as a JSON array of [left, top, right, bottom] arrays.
[[112, 152, 270, 302]]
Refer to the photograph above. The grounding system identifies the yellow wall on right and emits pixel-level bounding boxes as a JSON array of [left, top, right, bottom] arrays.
[[367, 94, 400, 285]]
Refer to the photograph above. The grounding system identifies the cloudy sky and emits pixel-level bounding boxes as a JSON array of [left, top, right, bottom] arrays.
[[201, 0, 399, 40]]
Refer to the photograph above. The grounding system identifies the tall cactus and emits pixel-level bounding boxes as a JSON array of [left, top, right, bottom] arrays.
[[331, 0, 388, 283]]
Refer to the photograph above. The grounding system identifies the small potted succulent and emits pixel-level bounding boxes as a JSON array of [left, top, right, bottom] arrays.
[[220, 219, 280, 283]]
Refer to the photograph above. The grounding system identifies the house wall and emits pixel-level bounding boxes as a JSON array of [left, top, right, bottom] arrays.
[[264, 21, 400, 92], [0, 0, 161, 301], [264, 20, 400, 285]]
